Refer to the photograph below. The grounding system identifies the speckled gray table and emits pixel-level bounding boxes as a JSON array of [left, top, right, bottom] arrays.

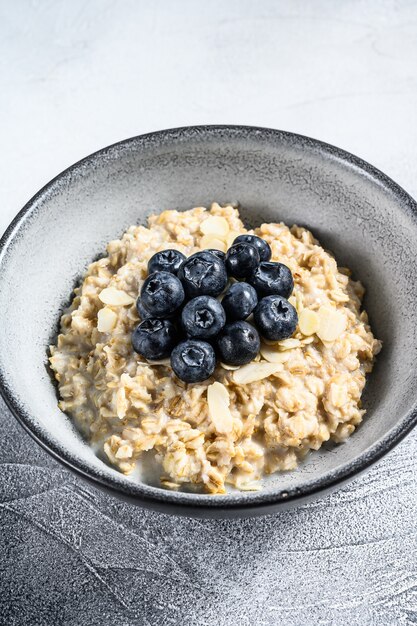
[[1, 1, 417, 624]]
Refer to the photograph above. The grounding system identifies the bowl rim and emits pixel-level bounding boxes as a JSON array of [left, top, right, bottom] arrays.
[[1, 124, 417, 515]]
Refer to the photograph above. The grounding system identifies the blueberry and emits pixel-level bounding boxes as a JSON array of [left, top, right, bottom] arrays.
[[171, 339, 216, 383], [136, 298, 151, 320], [205, 249, 226, 262], [141, 271, 184, 317], [132, 318, 179, 360], [148, 249, 186, 275], [136, 297, 179, 321], [215, 321, 260, 366], [254, 295, 298, 341], [181, 295, 226, 339], [233, 234, 272, 262], [225, 243, 260, 279], [178, 251, 228, 298], [221, 282, 258, 321], [248, 261, 294, 298]]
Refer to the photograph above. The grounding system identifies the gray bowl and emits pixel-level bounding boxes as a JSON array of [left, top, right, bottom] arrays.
[[1, 126, 417, 518]]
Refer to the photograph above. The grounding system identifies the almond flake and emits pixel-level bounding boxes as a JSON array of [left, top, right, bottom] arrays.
[[207, 382, 233, 434], [330, 289, 350, 303], [295, 291, 304, 312], [329, 382, 349, 407], [97, 307, 118, 332], [317, 306, 347, 342], [160, 480, 181, 490], [99, 287, 135, 306], [220, 362, 240, 371], [146, 358, 171, 366], [278, 338, 301, 351], [300, 336, 315, 345], [115, 444, 133, 460], [259, 344, 291, 363], [238, 481, 262, 492], [298, 309, 319, 336], [200, 235, 227, 252], [226, 230, 242, 248], [200, 215, 230, 238], [321, 340, 336, 350], [262, 337, 281, 346], [232, 361, 283, 385]]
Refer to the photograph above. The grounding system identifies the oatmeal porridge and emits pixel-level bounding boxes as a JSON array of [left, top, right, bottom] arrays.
[[49, 203, 381, 494]]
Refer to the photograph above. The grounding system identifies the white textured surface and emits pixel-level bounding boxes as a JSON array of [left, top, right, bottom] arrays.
[[1, 1, 417, 624]]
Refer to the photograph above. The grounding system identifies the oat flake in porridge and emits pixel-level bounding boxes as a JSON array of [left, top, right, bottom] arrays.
[[49, 203, 382, 494]]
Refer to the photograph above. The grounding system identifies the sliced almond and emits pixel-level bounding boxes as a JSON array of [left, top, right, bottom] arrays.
[[330, 289, 350, 303], [260, 344, 291, 363], [329, 382, 349, 408], [226, 230, 242, 248], [300, 335, 315, 345], [146, 358, 171, 366], [115, 444, 133, 460], [319, 340, 334, 351], [232, 361, 283, 385], [99, 287, 135, 306], [278, 338, 301, 351], [317, 306, 347, 342], [298, 309, 319, 336], [295, 291, 304, 312], [200, 235, 227, 252], [220, 362, 240, 371], [238, 481, 262, 492], [97, 307, 118, 332], [207, 382, 233, 434], [262, 337, 281, 346], [160, 480, 181, 490], [200, 215, 230, 238]]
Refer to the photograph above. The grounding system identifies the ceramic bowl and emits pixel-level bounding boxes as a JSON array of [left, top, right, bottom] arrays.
[[1, 126, 417, 518]]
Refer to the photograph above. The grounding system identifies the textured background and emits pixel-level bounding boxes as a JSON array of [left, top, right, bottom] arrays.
[[1, 1, 417, 624]]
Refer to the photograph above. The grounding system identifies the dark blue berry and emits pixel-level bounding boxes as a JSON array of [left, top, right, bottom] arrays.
[[136, 298, 151, 320], [181, 295, 226, 339], [254, 295, 298, 341], [141, 271, 184, 317], [178, 251, 227, 298], [248, 262, 294, 298], [136, 297, 179, 321], [148, 249, 186, 275], [171, 339, 216, 383], [215, 321, 260, 366], [132, 318, 178, 360], [225, 243, 260, 279], [205, 249, 226, 262], [221, 282, 258, 321], [233, 234, 272, 262]]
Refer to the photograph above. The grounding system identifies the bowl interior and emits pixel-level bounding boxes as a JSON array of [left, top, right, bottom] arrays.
[[1, 127, 417, 513]]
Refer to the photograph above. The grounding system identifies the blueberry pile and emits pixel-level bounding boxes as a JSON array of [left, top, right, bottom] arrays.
[[132, 236, 298, 383]]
